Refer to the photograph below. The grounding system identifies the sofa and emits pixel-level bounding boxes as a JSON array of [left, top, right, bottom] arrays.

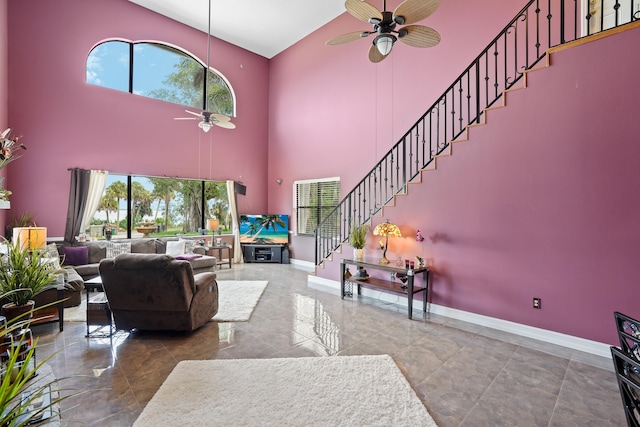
[[58, 237, 217, 280], [99, 253, 218, 332], [33, 266, 84, 308]]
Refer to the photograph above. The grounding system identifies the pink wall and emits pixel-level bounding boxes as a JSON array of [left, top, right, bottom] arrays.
[[0, 0, 8, 232], [269, 1, 640, 344], [319, 26, 640, 344], [268, 0, 526, 257], [4, 0, 635, 344], [6, 0, 269, 236]]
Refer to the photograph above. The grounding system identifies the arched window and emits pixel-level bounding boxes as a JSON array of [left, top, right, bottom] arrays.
[[86, 40, 235, 117]]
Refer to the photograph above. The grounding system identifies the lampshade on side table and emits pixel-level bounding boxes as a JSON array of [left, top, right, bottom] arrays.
[[373, 221, 401, 265], [12, 227, 47, 250]]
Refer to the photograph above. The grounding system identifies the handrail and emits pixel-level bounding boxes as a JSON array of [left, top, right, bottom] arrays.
[[316, 0, 639, 265]]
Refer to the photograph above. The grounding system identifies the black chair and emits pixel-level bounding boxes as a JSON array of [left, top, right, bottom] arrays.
[[615, 312, 640, 360], [611, 346, 640, 427]]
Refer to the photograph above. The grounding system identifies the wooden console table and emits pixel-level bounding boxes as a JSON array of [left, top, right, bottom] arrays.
[[340, 258, 429, 319]]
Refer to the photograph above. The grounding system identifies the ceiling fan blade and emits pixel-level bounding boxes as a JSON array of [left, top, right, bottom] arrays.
[[345, 0, 383, 23], [213, 120, 236, 129], [398, 25, 441, 48], [184, 110, 203, 118], [393, 0, 440, 25], [209, 113, 232, 122], [326, 30, 372, 46], [174, 117, 197, 121], [368, 44, 389, 63]]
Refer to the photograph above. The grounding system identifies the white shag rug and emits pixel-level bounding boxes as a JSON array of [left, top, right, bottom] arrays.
[[211, 280, 268, 322], [64, 280, 268, 323], [133, 355, 437, 427]]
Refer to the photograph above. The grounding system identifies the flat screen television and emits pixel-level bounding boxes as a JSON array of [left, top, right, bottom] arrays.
[[239, 214, 289, 245]]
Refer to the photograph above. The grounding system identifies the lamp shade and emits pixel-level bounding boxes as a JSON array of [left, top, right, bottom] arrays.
[[206, 219, 219, 232], [13, 227, 47, 251], [373, 220, 401, 264], [373, 221, 401, 238]]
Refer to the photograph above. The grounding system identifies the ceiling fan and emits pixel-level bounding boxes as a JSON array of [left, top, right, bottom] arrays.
[[326, 0, 441, 63], [174, 0, 235, 132]]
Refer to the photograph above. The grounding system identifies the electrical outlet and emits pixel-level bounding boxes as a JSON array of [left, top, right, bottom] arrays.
[[532, 297, 541, 309]]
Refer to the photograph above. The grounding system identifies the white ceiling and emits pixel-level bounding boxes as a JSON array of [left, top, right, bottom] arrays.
[[128, 0, 348, 59]]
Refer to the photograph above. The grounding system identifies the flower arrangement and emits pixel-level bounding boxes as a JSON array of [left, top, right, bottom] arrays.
[[0, 128, 26, 170]]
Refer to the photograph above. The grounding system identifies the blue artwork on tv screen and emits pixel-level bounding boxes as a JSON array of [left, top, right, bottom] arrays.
[[239, 214, 289, 244]]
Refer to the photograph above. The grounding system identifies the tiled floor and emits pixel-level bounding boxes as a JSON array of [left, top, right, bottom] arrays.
[[32, 263, 625, 426]]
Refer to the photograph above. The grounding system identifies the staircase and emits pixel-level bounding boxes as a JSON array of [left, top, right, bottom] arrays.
[[315, 0, 640, 266]]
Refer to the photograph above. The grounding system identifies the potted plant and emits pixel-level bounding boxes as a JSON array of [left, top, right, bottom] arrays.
[[0, 307, 88, 425], [349, 224, 369, 261], [0, 239, 56, 322], [4, 212, 35, 244]]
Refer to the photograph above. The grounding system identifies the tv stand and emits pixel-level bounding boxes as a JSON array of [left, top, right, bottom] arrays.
[[243, 244, 283, 263]]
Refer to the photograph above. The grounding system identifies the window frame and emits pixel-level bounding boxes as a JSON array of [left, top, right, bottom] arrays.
[[93, 173, 230, 239], [86, 39, 236, 117], [293, 177, 340, 237]]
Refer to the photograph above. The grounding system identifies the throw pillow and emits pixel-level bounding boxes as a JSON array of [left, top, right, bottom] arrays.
[[106, 242, 132, 259], [175, 254, 202, 261], [179, 239, 197, 254], [61, 246, 89, 266], [165, 240, 185, 256], [45, 242, 59, 260], [40, 256, 61, 271]]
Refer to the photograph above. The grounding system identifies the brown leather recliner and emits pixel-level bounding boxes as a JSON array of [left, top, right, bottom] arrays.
[[98, 253, 218, 332]]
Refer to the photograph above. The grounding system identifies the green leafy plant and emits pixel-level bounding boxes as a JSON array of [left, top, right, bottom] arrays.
[[4, 213, 36, 243], [349, 224, 369, 249], [0, 310, 87, 426], [0, 239, 56, 308]]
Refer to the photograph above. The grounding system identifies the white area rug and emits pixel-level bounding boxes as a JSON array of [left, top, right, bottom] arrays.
[[133, 355, 437, 427], [64, 280, 268, 323], [211, 280, 268, 322], [64, 298, 88, 322]]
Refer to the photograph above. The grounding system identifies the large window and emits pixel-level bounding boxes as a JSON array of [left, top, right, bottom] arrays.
[[90, 174, 229, 239], [86, 40, 234, 116], [294, 178, 340, 236]]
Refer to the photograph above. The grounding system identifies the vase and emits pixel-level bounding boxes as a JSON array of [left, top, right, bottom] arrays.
[[1, 300, 35, 324], [354, 248, 364, 262]]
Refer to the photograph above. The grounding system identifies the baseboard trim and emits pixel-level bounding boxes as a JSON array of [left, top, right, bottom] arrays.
[[290, 258, 315, 271], [307, 275, 611, 359]]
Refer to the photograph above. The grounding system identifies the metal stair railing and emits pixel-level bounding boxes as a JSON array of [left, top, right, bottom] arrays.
[[315, 0, 639, 265]]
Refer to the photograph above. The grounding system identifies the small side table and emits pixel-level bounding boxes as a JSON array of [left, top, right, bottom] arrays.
[[31, 285, 65, 332], [84, 276, 113, 338], [207, 244, 232, 269]]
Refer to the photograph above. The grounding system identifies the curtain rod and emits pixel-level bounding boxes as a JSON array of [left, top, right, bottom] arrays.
[[67, 168, 231, 183]]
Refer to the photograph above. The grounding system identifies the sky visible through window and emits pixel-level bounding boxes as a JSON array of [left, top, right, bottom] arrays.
[[86, 42, 195, 97]]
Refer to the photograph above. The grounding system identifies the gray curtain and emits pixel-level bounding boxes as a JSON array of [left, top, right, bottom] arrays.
[[64, 168, 91, 243], [226, 180, 243, 264]]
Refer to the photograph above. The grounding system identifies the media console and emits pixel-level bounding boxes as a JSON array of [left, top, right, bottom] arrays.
[[243, 244, 283, 263]]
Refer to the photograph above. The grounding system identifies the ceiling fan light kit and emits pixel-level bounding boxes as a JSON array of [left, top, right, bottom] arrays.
[[199, 121, 212, 133], [374, 34, 395, 55], [327, 0, 441, 63]]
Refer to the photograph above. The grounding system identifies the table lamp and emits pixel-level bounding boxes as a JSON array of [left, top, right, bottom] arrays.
[[373, 220, 401, 264], [207, 219, 219, 244], [12, 227, 47, 251]]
